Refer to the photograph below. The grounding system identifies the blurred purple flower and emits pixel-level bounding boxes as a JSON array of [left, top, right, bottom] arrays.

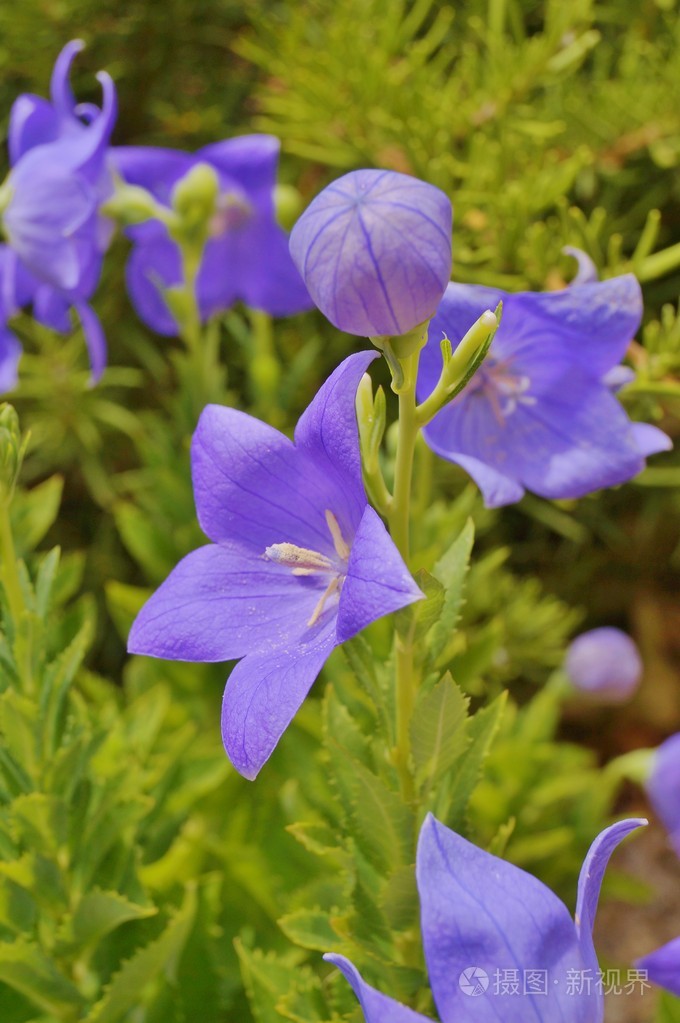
[[327, 814, 646, 1023], [112, 135, 313, 334], [0, 41, 116, 383], [289, 169, 452, 337], [417, 278, 672, 507], [128, 352, 422, 778], [646, 733, 680, 857], [565, 627, 642, 703], [636, 937, 680, 997]]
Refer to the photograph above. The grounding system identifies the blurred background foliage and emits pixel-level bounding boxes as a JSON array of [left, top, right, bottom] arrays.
[[0, 0, 679, 1021]]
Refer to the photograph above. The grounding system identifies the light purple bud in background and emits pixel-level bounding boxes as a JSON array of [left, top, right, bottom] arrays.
[[646, 733, 680, 857], [289, 169, 452, 337], [565, 628, 643, 703]]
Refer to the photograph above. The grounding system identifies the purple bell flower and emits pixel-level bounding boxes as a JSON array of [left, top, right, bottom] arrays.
[[646, 733, 680, 858], [565, 627, 643, 703], [416, 277, 672, 507], [636, 937, 680, 997], [289, 169, 452, 338], [327, 813, 646, 1023], [112, 135, 313, 334], [0, 41, 116, 383], [128, 352, 422, 778]]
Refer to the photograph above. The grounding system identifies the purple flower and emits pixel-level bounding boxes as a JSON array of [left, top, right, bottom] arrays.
[[112, 135, 313, 334], [646, 733, 680, 858], [128, 352, 422, 777], [417, 278, 672, 508], [636, 937, 680, 997], [289, 169, 452, 337], [0, 41, 116, 382], [327, 814, 646, 1023], [565, 628, 642, 703]]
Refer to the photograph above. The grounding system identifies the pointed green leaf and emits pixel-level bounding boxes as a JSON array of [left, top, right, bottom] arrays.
[[11, 475, 64, 555], [446, 692, 507, 829], [410, 672, 469, 789], [429, 518, 474, 664], [351, 763, 414, 874], [0, 939, 85, 1016], [59, 889, 157, 952], [278, 908, 340, 952], [84, 885, 196, 1023]]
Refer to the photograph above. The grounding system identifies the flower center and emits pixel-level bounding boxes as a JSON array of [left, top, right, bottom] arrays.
[[469, 355, 535, 425], [209, 191, 252, 237], [264, 510, 350, 627]]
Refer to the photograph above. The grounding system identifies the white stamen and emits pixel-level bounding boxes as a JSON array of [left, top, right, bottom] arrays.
[[307, 576, 340, 627], [325, 509, 351, 561], [264, 543, 334, 574]]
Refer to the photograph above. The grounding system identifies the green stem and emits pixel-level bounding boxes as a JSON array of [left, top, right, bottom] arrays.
[[387, 351, 421, 801]]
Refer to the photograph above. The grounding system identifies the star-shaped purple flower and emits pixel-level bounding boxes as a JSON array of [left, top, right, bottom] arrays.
[[417, 278, 672, 507], [289, 169, 452, 338], [646, 733, 680, 858], [111, 135, 313, 335], [565, 627, 642, 703], [0, 40, 116, 384], [128, 352, 422, 777], [327, 813, 647, 1023]]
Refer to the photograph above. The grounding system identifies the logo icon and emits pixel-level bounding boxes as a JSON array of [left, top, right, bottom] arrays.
[[459, 967, 489, 997]]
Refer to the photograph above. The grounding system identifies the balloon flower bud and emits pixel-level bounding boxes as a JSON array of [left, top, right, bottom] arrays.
[[564, 627, 642, 703], [289, 169, 452, 338]]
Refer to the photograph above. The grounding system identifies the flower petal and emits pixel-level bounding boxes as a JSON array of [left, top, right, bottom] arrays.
[[294, 351, 377, 530], [128, 543, 321, 663], [575, 818, 647, 977], [50, 39, 85, 118], [422, 427, 526, 508], [646, 734, 680, 857], [425, 365, 649, 505], [33, 286, 72, 334], [233, 218, 313, 317], [191, 404, 350, 555], [8, 95, 59, 164], [74, 301, 107, 382], [635, 937, 680, 997], [417, 814, 593, 1023], [337, 505, 423, 643], [563, 247, 599, 286], [323, 955, 434, 1023], [630, 422, 672, 457], [221, 619, 336, 779], [125, 235, 181, 335], [199, 135, 280, 197], [0, 327, 22, 392]]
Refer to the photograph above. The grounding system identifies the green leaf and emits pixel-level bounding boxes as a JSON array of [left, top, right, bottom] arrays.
[[235, 941, 309, 1023], [84, 884, 197, 1023], [657, 993, 680, 1023], [0, 939, 85, 1016], [446, 692, 507, 829], [58, 889, 157, 952], [278, 907, 340, 951], [351, 763, 414, 874], [34, 547, 61, 619], [286, 822, 344, 858], [10, 475, 63, 555], [0, 876, 36, 935], [12, 793, 68, 855], [410, 673, 470, 789], [429, 519, 474, 664]]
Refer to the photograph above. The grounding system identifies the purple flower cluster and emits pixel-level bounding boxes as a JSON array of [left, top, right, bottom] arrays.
[[129, 353, 422, 778], [327, 814, 652, 1023], [0, 40, 116, 384], [113, 136, 313, 335]]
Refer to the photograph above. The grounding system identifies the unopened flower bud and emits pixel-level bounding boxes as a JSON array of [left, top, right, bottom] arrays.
[[290, 169, 452, 338], [171, 163, 220, 235], [564, 627, 642, 703]]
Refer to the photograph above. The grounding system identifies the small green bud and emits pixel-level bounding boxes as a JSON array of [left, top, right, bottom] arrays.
[[274, 183, 303, 231], [163, 286, 195, 333], [356, 374, 387, 473], [101, 183, 164, 227], [171, 163, 220, 236], [0, 404, 27, 503]]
